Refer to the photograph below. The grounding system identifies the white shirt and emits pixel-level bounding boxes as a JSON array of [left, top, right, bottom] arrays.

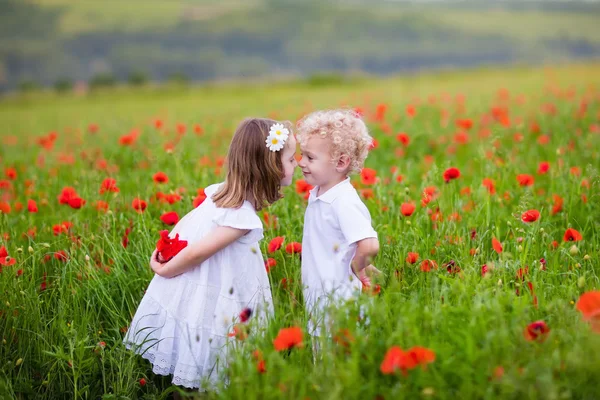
[[301, 178, 377, 332]]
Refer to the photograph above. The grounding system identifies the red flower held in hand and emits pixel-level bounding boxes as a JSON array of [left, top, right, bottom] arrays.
[[156, 230, 188, 262], [563, 228, 582, 242], [160, 211, 179, 225], [521, 210, 540, 223], [524, 320, 550, 342], [443, 167, 460, 183], [268, 236, 285, 253]]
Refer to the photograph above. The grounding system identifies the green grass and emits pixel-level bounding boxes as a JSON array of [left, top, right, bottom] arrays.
[[0, 63, 600, 399]]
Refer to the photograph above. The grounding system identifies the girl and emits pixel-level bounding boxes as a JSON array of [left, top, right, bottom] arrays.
[[124, 118, 297, 390]]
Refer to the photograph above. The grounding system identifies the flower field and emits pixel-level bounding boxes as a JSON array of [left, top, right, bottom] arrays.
[[0, 64, 599, 399]]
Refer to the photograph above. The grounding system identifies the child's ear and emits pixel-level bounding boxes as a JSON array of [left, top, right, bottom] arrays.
[[336, 154, 351, 172]]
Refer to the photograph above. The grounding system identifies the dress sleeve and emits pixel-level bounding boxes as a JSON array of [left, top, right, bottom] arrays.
[[212, 206, 264, 244]]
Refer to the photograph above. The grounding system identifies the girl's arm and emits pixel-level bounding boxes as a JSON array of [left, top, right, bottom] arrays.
[[150, 226, 250, 278]]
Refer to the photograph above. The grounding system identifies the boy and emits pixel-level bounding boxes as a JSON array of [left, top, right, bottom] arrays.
[[296, 109, 380, 337]]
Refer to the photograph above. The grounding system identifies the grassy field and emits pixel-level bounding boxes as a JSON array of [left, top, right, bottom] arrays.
[[0, 63, 600, 399]]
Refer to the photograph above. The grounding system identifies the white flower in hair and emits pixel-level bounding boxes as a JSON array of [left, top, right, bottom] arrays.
[[266, 123, 289, 152], [269, 123, 289, 142], [266, 134, 285, 152]]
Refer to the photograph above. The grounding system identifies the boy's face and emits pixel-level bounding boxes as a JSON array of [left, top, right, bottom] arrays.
[[280, 134, 297, 187], [298, 135, 340, 188]]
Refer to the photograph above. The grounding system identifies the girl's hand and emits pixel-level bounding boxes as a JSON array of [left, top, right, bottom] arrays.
[[150, 249, 170, 277]]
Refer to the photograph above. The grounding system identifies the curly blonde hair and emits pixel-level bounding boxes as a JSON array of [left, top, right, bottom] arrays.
[[296, 109, 372, 174]]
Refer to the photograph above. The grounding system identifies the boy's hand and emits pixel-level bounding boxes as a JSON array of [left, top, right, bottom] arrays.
[[354, 264, 382, 287], [365, 264, 383, 278]]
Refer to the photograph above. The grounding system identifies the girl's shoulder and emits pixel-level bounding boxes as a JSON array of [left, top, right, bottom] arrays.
[[204, 182, 224, 199]]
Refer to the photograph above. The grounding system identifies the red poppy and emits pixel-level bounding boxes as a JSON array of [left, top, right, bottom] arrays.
[[563, 228, 582, 242], [160, 211, 179, 225], [576, 291, 600, 333], [333, 328, 356, 348], [295, 179, 313, 195], [0, 246, 16, 266], [58, 187, 79, 205], [492, 237, 503, 254], [406, 346, 436, 367], [139, 378, 146, 387], [406, 252, 419, 264], [285, 242, 302, 255], [0, 201, 10, 214], [396, 133, 410, 146], [455, 118, 473, 130], [132, 198, 147, 213], [400, 202, 415, 217], [380, 346, 407, 374], [27, 199, 38, 213], [273, 327, 304, 351], [481, 264, 490, 276], [516, 174, 534, 186], [380, 345, 435, 375], [420, 259, 437, 272], [94, 200, 109, 212], [263, 212, 278, 229], [482, 178, 496, 195], [265, 258, 276, 272], [153, 172, 169, 184], [523, 320, 550, 342], [443, 167, 461, 183], [156, 230, 188, 262], [521, 210, 540, 223], [54, 250, 68, 262], [268, 236, 285, 253], [228, 324, 248, 340], [252, 350, 267, 374], [537, 161, 550, 174], [68, 197, 86, 209], [99, 178, 119, 194], [361, 168, 377, 185], [5, 167, 17, 180], [193, 188, 207, 208], [551, 194, 563, 215], [239, 307, 252, 323]]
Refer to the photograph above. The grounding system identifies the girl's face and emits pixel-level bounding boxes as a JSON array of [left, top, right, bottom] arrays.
[[280, 134, 297, 187]]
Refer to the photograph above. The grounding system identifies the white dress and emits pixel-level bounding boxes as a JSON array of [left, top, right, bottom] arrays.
[[124, 183, 273, 389]]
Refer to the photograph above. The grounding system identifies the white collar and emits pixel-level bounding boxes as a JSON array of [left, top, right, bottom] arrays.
[[308, 178, 351, 204]]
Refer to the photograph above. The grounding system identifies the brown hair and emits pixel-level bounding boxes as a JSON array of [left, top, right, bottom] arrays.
[[212, 118, 291, 211]]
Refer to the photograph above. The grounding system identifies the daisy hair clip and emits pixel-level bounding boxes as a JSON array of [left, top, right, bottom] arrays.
[[265, 123, 290, 152]]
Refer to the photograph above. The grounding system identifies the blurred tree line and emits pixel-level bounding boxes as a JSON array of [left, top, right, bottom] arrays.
[[1, 0, 599, 92]]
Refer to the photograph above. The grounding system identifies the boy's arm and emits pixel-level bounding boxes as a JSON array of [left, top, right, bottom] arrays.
[[150, 226, 249, 278], [351, 237, 380, 277]]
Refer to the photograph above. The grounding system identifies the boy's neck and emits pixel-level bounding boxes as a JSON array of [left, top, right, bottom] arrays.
[[317, 176, 348, 197]]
